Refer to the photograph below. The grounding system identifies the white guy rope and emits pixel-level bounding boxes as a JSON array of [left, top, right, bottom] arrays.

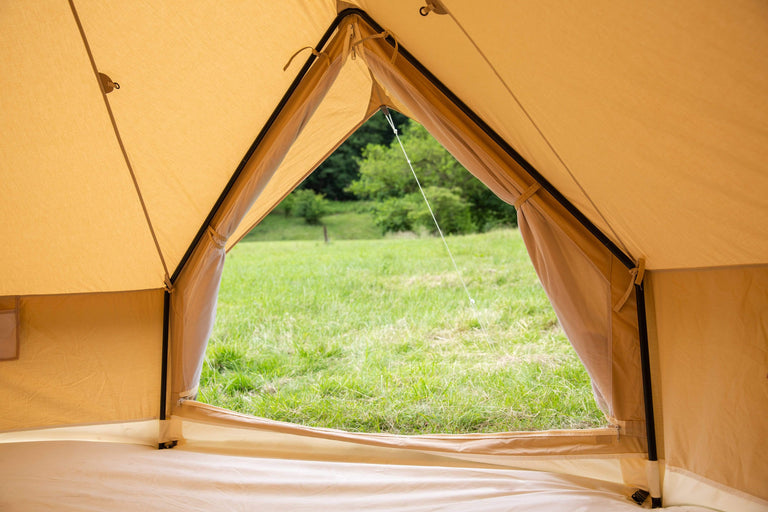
[[381, 108, 495, 348]]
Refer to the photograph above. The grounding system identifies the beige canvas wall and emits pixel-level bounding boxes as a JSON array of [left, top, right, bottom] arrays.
[[0, 290, 163, 431], [648, 266, 768, 502]]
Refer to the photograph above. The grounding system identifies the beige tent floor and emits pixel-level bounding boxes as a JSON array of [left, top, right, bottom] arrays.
[[0, 440, 715, 511]]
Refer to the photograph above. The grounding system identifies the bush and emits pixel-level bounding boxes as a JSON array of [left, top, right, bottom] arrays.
[[370, 187, 476, 236], [407, 187, 476, 235], [347, 122, 517, 232], [372, 196, 417, 234], [291, 189, 328, 225]]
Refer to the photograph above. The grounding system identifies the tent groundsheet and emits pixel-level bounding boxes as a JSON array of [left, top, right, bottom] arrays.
[[0, 440, 715, 512]]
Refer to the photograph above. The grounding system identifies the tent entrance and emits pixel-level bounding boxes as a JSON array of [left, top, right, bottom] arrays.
[[198, 177, 606, 434], [165, 7, 658, 497]]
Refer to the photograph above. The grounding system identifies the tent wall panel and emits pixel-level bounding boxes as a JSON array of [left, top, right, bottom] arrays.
[[0, 290, 163, 431], [649, 266, 768, 502], [663, 467, 768, 512]]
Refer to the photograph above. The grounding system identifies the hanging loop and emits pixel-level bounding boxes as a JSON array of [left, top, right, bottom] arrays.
[[283, 46, 329, 72], [98, 72, 119, 94], [207, 226, 227, 249], [419, 1, 449, 16], [352, 30, 399, 64], [614, 258, 646, 312]]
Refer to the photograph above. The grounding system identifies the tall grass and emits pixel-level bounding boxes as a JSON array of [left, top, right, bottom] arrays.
[[199, 228, 605, 434]]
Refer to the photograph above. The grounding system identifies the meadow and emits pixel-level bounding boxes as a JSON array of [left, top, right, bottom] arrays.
[[199, 215, 605, 435]]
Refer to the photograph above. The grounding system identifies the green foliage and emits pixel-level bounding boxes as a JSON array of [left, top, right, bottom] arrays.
[[346, 144, 415, 201], [300, 110, 410, 200], [290, 189, 328, 225], [347, 122, 517, 233], [370, 187, 475, 236], [407, 187, 476, 235], [371, 196, 417, 234]]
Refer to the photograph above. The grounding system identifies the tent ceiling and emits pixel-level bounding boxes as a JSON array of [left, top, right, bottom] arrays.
[[74, 2, 338, 276], [353, 0, 768, 270], [2, 1, 767, 295], [0, 1, 163, 294], [227, 55, 376, 249], [0, 1, 339, 295]]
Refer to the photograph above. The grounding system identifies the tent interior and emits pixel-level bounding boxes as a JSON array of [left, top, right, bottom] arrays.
[[1, 1, 766, 510]]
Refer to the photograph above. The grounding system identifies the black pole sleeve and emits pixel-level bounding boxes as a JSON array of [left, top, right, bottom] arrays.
[[159, 290, 171, 422], [636, 283, 661, 507]]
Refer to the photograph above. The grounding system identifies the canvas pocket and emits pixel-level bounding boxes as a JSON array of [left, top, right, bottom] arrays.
[[0, 297, 19, 360]]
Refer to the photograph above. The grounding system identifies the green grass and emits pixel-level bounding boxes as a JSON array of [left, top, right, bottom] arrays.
[[242, 202, 381, 242], [199, 228, 606, 434]]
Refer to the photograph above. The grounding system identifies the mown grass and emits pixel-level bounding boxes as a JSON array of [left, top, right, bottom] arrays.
[[242, 201, 380, 242], [199, 228, 605, 434]]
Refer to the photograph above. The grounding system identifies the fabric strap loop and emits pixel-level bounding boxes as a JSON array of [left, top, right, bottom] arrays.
[[283, 46, 329, 72], [614, 257, 646, 313], [207, 226, 227, 249], [163, 275, 174, 294], [352, 30, 399, 64], [514, 183, 541, 209]]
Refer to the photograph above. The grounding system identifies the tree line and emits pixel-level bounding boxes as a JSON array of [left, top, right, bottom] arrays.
[[294, 111, 517, 234]]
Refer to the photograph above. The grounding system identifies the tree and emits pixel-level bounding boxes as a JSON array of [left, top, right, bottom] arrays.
[[299, 110, 409, 200], [290, 189, 328, 225], [347, 122, 517, 233]]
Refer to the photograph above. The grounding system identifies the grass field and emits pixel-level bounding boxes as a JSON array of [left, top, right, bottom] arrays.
[[199, 226, 605, 434], [241, 202, 381, 242]]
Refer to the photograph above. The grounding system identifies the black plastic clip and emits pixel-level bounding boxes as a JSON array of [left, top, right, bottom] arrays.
[[630, 489, 650, 506], [158, 440, 178, 450]]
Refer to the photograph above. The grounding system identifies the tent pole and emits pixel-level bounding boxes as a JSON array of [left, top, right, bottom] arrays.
[[159, 290, 171, 441], [636, 283, 662, 507]]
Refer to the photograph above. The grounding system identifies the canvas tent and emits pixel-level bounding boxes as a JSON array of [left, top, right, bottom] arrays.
[[1, 1, 766, 510]]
